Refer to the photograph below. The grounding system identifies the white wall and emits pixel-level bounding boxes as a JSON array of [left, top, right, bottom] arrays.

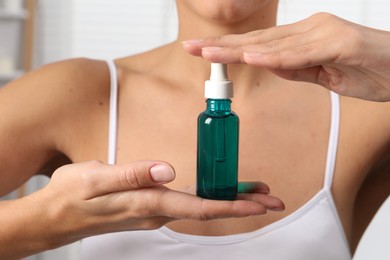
[[34, 0, 390, 65], [27, 0, 389, 259], [33, 0, 73, 66], [277, 0, 390, 30], [34, 0, 178, 65], [71, 0, 177, 59]]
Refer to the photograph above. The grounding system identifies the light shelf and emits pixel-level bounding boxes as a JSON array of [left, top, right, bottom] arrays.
[[0, 70, 24, 81], [0, 9, 28, 20]]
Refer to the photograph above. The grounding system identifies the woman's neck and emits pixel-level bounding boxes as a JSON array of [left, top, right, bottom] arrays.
[[176, 0, 278, 41], [158, 1, 280, 99]]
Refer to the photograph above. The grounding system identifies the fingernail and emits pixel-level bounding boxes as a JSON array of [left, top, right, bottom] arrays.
[[202, 47, 223, 53], [150, 164, 175, 183], [268, 207, 285, 212], [182, 39, 203, 45]]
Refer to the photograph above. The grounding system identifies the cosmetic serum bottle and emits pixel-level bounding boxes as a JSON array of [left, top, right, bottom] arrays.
[[197, 63, 239, 200]]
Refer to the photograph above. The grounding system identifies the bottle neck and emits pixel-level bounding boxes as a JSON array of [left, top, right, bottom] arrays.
[[205, 99, 232, 115]]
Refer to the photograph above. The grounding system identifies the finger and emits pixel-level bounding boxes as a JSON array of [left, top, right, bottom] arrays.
[[236, 193, 285, 212], [201, 46, 246, 63], [201, 30, 328, 66], [80, 160, 176, 199], [155, 190, 268, 220], [182, 33, 265, 56], [178, 182, 270, 197], [182, 19, 311, 56], [242, 31, 343, 70]]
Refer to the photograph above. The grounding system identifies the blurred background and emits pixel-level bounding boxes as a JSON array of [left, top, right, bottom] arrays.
[[0, 0, 389, 259]]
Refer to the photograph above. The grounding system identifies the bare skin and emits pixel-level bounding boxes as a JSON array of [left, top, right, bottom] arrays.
[[0, 0, 389, 258]]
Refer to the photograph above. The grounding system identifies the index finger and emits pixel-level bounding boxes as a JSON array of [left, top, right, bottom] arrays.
[[182, 20, 310, 57], [155, 190, 268, 221]]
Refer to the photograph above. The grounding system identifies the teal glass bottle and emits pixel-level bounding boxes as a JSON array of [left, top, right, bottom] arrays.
[[197, 99, 239, 200], [196, 63, 239, 200]]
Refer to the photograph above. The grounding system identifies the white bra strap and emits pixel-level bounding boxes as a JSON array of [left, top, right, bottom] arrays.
[[106, 59, 118, 165], [323, 91, 341, 188]]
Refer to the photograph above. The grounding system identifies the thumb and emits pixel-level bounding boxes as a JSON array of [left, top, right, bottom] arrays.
[[149, 163, 177, 183], [74, 160, 175, 199]]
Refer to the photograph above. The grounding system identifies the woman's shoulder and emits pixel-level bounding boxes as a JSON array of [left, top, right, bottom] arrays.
[[3, 58, 111, 108], [0, 58, 112, 140], [4, 57, 110, 93], [0, 58, 112, 176], [32, 57, 110, 94]]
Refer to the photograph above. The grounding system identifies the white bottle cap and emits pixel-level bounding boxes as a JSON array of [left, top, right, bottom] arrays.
[[205, 63, 233, 99]]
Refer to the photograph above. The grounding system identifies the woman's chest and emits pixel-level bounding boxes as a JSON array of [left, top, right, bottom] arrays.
[[111, 108, 329, 192], [62, 83, 390, 245]]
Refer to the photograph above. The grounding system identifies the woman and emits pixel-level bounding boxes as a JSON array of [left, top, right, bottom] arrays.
[[0, 0, 389, 259], [73, 2, 390, 258]]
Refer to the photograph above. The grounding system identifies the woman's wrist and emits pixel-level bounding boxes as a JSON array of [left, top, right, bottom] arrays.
[[0, 195, 73, 259], [0, 198, 44, 259]]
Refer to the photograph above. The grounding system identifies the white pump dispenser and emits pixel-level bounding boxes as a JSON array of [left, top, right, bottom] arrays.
[[205, 63, 233, 99]]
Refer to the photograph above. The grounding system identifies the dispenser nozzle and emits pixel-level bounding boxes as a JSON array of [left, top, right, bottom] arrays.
[[205, 63, 233, 99], [210, 63, 228, 81]]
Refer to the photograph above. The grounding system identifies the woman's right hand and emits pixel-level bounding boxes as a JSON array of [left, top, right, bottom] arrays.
[[1, 160, 283, 259], [183, 13, 390, 102]]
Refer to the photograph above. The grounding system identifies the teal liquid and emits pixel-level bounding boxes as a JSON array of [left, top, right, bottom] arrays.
[[197, 99, 239, 200]]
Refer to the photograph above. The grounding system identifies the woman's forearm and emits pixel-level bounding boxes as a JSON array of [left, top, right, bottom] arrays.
[[0, 197, 57, 259], [0, 161, 284, 259]]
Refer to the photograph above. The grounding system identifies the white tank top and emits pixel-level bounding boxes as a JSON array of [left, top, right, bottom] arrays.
[[80, 60, 352, 260]]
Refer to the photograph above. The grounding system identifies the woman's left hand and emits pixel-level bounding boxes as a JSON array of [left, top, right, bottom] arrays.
[[183, 13, 390, 102]]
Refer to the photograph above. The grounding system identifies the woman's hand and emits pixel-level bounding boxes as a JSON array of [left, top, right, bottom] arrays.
[[1, 160, 283, 259], [183, 13, 390, 102]]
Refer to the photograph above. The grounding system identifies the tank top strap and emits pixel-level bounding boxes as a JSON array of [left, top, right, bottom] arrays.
[[105, 61, 342, 184], [106, 59, 119, 165], [323, 91, 341, 189]]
